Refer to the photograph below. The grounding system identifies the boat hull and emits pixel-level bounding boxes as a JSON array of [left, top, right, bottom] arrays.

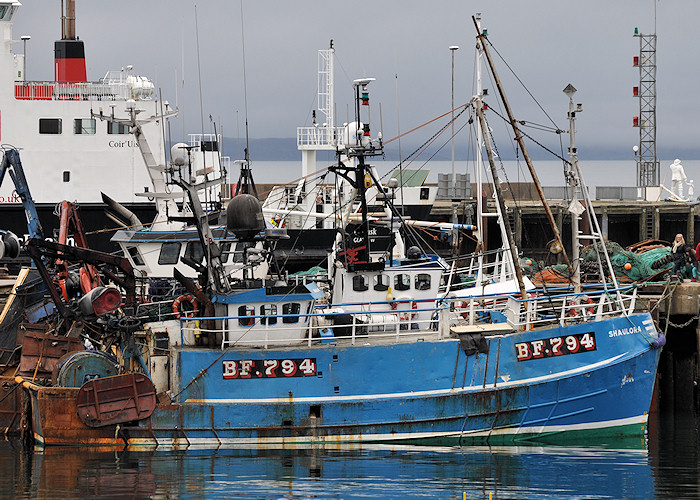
[[22, 313, 661, 447]]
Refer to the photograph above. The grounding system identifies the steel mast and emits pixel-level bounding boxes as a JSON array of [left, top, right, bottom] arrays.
[[633, 27, 659, 188]]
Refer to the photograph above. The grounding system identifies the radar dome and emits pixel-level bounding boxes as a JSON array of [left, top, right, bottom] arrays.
[[170, 143, 188, 166], [226, 194, 265, 241]]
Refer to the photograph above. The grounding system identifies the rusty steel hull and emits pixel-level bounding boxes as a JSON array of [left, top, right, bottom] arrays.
[[0, 376, 22, 435], [23, 383, 126, 446]]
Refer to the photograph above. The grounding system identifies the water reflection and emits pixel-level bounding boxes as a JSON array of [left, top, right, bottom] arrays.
[[2, 412, 699, 499], [0, 439, 666, 499], [649, 411, 700, 498]]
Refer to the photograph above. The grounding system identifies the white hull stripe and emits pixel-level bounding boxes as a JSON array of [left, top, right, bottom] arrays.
[[186, 353, 629, 404], [125, 414, 648, 447]]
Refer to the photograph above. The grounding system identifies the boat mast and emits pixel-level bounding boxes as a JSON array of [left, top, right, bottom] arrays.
[[563, 85, 621, 294], [474, 13, 486, 283], [474, 98, 528, 299], [473, 16, 573, 278], [564, 84, 582, 293]]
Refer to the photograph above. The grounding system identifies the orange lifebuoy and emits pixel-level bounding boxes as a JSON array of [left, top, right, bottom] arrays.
[[172, 294, 199, 318], [391, 298, 417, 321], [569, 297, 595, 317], [584, 296, 595, 315]]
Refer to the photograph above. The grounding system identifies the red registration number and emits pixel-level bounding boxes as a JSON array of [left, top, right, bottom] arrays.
[[223, 358, 317, 379], [515, 332, 596, 361]]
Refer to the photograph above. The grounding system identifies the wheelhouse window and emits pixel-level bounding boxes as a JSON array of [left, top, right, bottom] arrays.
[[232, 242, 255, 263], [201, 140, 218, 151], [373, 274, 390, 291], [260, 304, 277, 325], [158, 242, 181, 265], [415, 273, 431, 291], [0, 6, 15, 21], [107, 121, 129, 135], [185, 241, 204, 264], [39, 118, 62, 134], [73, 118, 96, 135], [127, 246, 145, 266], [282, 303, 301, 324], [238, 305, 255, 326], [219, 242, 232, 263], [394, 274, 410, 291], [352, 275, 368, 292]]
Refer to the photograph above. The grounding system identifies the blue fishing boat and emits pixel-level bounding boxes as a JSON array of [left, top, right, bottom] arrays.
[[16, 21, 663, 447], [16, 73, 663, 447]]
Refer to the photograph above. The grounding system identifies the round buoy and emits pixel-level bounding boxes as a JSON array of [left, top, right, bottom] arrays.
[[624, 263, 632, 271]]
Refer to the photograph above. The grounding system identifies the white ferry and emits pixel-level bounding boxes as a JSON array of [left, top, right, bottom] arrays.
[[0, 1, 186, 256]]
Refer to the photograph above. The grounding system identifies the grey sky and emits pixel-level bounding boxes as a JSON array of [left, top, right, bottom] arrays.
[[12, 1, 697, 160]]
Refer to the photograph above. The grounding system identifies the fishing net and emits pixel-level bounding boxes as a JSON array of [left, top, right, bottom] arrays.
[[526, 241, 674, 285]]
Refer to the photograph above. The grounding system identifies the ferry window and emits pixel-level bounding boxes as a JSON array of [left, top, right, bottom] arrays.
[[62, 171, 70, 182], [352, 275, 368, 292], [237, 305, 255, 327], [282, 303, 301, 324], [127, 246, 144, 266], [185, 241, 204, 264], [73, 118, 96, 135], [415, 273, 431, 291], [39, 118, 62, 135], [107, 121, 129, 135], [373, 274, 390, 291], [158, 242, 181, 265], [420, 187, 429, 200], [260, 304, 277, 325], [0, 7, 7, 19], [394, 274, 410, 291]]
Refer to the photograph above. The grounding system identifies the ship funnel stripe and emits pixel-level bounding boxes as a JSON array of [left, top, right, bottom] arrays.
[[54, 40, 86, 82], [54, 40, 86, 59]]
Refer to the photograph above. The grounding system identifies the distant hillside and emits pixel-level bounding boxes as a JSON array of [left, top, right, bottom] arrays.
[[219, 137, 697, 162]]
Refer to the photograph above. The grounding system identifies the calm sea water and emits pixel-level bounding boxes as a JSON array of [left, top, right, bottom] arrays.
[[245, 159, 700, 193], [0, 410, 697, 499]]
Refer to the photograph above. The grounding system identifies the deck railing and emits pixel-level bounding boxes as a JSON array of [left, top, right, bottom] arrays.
[[139, 284, 641, 350], [14, 79, 152, 101]]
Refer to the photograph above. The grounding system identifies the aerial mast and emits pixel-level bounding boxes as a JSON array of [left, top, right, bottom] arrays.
[[632, 26, 659, 189]]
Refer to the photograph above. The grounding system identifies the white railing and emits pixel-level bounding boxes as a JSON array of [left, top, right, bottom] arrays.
[[296, 126, 343, 149], [444, 248, 520, 291], [505, 286, 637, 330], [178, 302, 450, 349], [148, 285, 641, 350], [14, 78, 153, 102]]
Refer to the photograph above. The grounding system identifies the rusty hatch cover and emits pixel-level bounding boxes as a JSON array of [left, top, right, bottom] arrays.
[[76, 373, 156, 428]]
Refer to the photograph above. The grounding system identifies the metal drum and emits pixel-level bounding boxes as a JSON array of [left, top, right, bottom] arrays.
[[53, 350, 119, 388]]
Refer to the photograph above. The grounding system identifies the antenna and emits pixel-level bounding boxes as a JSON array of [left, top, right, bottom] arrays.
[[240, 0, 251, 163], [194, 6, 207, 172]]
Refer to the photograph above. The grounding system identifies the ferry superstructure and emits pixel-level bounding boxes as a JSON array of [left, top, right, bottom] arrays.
[[0, 1, 171, 249]]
